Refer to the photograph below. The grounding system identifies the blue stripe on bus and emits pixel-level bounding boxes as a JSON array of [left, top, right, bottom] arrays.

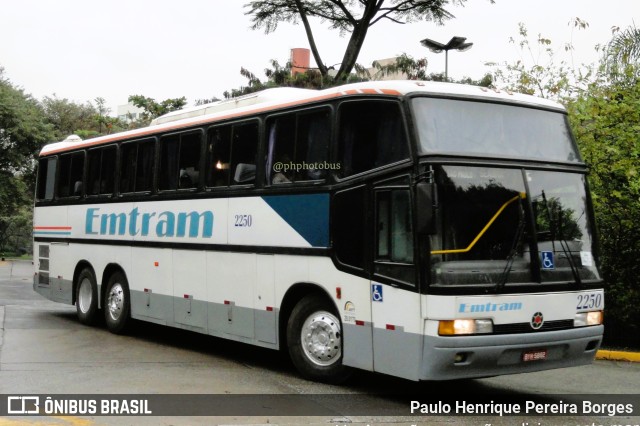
[[261, 194, 330, 247]]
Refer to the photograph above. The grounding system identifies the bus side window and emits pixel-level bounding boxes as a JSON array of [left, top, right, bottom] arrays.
[[206, 125, 232, 187], [57, 152, 85, 198], [159, 131, 202, 191], [338, 101, 409, 178], [265, 109, 329, 185], [120, 139, 155, 194], [374, 189, 415, 285], [230, 122, 258, 185], [36, 157, 57, 201], [87, 146, 116, 196], [266, 115, 295, 184]]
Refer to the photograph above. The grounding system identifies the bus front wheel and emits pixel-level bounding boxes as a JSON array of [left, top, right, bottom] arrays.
[[76, 267, 99, 325], [287, 295, 351, 384], [104, 271, 131, 334]]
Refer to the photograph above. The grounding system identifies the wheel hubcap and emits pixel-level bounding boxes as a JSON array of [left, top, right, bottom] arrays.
[[107, 283, 124, 321], [301, 310, 342, 366], [78, 278, 92, 313]]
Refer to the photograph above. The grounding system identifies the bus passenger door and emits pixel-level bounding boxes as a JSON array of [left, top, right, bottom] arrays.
[[370, 182, 423, 380]]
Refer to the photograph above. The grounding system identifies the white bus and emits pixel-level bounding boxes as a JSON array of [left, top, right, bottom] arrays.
[[33, 81, 604, 383]]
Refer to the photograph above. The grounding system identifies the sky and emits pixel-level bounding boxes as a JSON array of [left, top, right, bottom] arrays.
[[0, 0, 638, 116]]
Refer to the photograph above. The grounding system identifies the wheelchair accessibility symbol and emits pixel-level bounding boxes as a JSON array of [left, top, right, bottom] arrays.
[[541, 251, 555, 270], [372, 284, 383, 302]]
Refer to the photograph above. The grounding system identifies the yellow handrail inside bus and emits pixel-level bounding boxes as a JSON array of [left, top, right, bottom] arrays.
[[430, 192, 526, 255]]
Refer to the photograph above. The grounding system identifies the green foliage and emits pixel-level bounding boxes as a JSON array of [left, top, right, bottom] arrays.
[[41, 95, 97, 140], [0, 68, 49, 256], [40, 95, 128, 140], [0, 68, 53, 174], [0, 206, 32, 255], [222, 59, 366, 99], [568, 68, 640, 345], [127, 95, 187, 124]]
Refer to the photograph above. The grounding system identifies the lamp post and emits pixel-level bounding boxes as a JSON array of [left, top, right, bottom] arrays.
[[420, 36, 473, 79]]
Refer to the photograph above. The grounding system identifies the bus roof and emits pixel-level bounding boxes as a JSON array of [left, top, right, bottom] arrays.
[[39, 80, 565, 157]]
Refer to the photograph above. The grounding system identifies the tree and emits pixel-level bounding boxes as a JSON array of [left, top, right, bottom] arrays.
[[41, 95, 98, 140], [567, 64, 640, 347], [0, 67, 53, 254], [127, 95, 187, 123], [604, 24, 640, 80], [0, 67, 52, 197], [245, 0, 486, 82], [92, 97, 125, 135]]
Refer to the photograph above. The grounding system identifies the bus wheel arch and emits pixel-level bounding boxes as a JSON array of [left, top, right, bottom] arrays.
[[280, 283, 351, 383], [73, 261, 99, 326], [101, 264, 131, 334]]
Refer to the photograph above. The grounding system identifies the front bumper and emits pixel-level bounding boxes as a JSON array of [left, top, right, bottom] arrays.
[[420, 325, 603, 380]]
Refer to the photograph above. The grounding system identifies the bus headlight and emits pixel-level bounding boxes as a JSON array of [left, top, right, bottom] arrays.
[[574, 311, 603, 327], [438, 319, 493, 336]]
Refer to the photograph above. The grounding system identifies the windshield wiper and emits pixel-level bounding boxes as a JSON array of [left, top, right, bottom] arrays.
[[541, 190, 582, 286], [496, 195, 526, 291]]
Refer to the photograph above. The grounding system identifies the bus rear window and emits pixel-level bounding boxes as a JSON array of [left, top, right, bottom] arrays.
[[36, 157, 57, 201]]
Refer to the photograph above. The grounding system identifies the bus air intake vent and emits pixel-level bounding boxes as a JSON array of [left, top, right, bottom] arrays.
[[493, 319, 574, 334]]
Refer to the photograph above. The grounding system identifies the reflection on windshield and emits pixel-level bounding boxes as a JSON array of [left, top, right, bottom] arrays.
[[430, 166, 531, 286], [430, 166, 600, 287], [527, 170, 599, 283]]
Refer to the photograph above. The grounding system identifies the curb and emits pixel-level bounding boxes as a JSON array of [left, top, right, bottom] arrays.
[[596, 349, 640, 363]]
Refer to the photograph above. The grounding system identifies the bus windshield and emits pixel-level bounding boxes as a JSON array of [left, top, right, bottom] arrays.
[[429, 166, 601, 287], [412, 97, 580, 163]]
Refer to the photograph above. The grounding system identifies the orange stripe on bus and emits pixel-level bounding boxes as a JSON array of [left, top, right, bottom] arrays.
[[380, 89, 402, 95], [33, 226, 72, 230]]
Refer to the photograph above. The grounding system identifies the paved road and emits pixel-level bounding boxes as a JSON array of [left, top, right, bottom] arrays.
[[1, 260, 639, 426]]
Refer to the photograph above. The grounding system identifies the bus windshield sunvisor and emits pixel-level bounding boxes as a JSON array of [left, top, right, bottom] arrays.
[[412, 97, 581, 163]]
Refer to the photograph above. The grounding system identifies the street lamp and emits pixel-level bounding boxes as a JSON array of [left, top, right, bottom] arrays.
[[420, 36, 473, 79]]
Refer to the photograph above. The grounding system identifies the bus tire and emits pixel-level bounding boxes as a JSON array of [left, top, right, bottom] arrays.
[[75, 267, 99, 325], [104, 271, 131, 334], [287, 294, 351, 384]]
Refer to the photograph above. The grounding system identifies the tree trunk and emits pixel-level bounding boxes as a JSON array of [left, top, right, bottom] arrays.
[[334, 23, 369, 82], [295, 0, 328, 76], [333, 0, 380, 82]]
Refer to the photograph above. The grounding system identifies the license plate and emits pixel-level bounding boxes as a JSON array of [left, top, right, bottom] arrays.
[[523, 349, 547, 362]]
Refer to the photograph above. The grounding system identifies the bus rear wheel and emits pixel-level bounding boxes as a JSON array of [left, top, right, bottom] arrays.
[[76, 267, 99, 325], [104, 271, 131, 334], [287, 294, 351, 384]]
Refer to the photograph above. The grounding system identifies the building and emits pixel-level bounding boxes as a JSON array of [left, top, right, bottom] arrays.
[[117, 102, 145, 123]]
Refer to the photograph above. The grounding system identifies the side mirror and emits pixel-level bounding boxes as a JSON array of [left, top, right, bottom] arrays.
[[416, 181, 436, 235]]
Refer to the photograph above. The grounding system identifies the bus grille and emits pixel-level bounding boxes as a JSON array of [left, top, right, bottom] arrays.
[[493, 319, 574, 334]]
